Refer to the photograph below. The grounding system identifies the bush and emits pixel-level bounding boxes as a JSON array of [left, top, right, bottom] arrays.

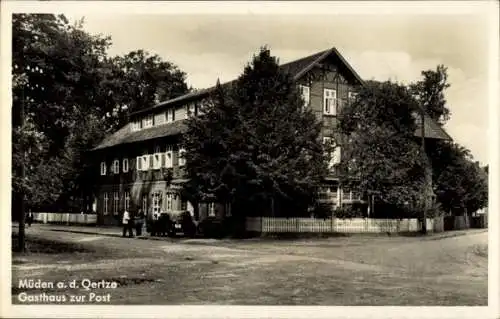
[[312, 202, 334, 219], [333, 205, 365, 219], [197, 216, 227, 239]]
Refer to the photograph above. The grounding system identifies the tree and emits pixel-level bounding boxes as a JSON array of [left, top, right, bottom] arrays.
[[410, 65, 451, 125], [183, 47, 329, 220], [339, 81, 425, 215], [411, 65, 488, 216], [12, 14, 190, 214], [432, 143, 488, 215]]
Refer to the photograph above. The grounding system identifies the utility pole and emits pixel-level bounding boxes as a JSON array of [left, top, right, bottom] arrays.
[[17, 77, 26, 252], [420, 104, 427, 234]]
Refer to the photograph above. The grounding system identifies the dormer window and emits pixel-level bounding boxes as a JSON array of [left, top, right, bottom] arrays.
[[143, 115, 153, 128], [187, 104, 196, 118], [155, 113, 166, 126], [131, 121, 141, 131]]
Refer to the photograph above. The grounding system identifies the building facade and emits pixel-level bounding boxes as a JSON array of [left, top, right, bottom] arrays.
[[91, 47, 451, 225]]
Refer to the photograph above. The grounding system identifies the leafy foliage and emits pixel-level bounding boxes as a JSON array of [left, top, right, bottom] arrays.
[[339, 81, 425, 210], [183, 47, 328, 216], [409, 65, 451, 125], [12, 14, 189, 211]]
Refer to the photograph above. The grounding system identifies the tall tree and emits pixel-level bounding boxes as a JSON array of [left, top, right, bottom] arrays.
[[410, 64, 451, 125], [183, 47, 329, 219], [12, 14, 190, 214], [339, 81, 425, 213], [411, 65, 488, 216]]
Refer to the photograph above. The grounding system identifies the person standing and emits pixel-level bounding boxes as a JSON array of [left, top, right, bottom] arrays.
[[26, 210, 33, 227], [122, 209, 134, 237], [135, 209, 145, 236]]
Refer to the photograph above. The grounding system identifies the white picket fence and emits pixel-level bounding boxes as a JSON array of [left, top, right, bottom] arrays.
[[246, 217, 444, 234], [33, 212, 97, 225]]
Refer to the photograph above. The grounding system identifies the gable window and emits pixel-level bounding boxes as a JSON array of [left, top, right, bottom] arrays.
[[112, 159, 119, 174], [103, 193, 109, 215], [113, 191, 119, 215], [124, 191, 130, 211], [100, 162, 107, 175], [178, 148, 186, 166], [122, 158, 129, 173], [323, 89, 337, 115], [143, 115, 153, 128], [299, 85, 310, 108]]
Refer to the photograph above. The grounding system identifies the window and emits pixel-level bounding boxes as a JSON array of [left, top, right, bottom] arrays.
[[149, 154, 154, 169], [103, 193, 109, 215], [187, 103, 196, 117], [155, 113, 166, 126], [299, 85, 310, 108], [166, 109, 172, 123], [181, 199, 187, 211], [166, 193, 173, 210], [164, 146, 173, 168], [143, 115, 153, 128], [131, 121, 141, 131], [348, 91, 358, 101], [208, 203, 215, 217], [323, 89, 337, 115], [100, 162, 106, 175], [122, 158, 129, 173], [342, 189, 351, 201], [142, 194, 148, 214], [323, 137, 341, 169], [112, 159, 119, 174], [178, 148, 186, 166], [351, 190, 361, 201], [153, 146, 161, 169], [124, 191, 130, 211], [152, 192, 162, 214], [136, 156, 143, 171], [113, 191, 119, 215]]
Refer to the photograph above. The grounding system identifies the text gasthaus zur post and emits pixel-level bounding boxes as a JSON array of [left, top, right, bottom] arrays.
[[16, 279, 118, 303]]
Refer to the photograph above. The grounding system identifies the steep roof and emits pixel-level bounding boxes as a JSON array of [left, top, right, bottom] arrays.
[[413, 112, 453, 141], [92, 47, 451, 151], [131, 47, 364, 117]]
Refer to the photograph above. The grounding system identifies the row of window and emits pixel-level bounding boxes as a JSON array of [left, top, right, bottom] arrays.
[[102, 191, 186, 215], [323, 186, 362, 202], [131, 103, 202, 132], [100, 147, 186, 175], [299, 85, 357, 116], [130, 86, 356, 133]]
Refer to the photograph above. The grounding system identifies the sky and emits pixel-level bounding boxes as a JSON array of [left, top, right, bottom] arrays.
[[64, 5, 494, 166]]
